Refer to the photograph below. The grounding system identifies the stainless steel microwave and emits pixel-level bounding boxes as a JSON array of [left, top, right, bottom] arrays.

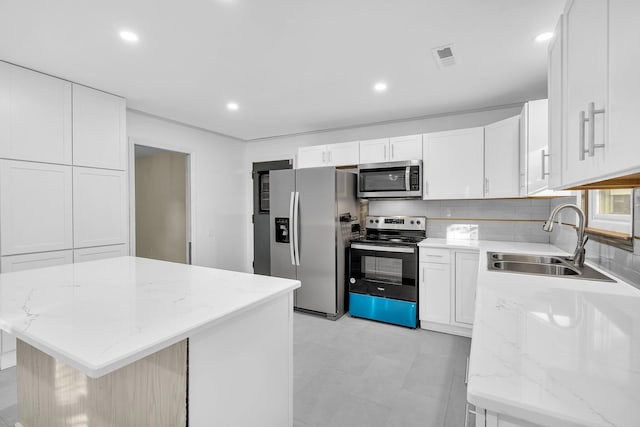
[[357, 160, 422, 199]]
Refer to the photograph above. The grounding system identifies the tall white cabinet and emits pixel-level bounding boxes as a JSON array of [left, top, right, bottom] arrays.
[[0, 62, 129, 369], [0, 62, 72, 165]]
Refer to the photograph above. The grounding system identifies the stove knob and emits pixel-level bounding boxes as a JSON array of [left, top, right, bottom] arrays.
[[349, 278, 356, 284], [410, 220, 414, 224], [375, 219, 379, 223], [369, 219, 373, 223], [417, 220, 421, 225]]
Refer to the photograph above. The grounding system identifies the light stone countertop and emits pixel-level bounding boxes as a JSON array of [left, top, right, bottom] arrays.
[[0, 256, 300, 378], [418, 239, 640, 427]]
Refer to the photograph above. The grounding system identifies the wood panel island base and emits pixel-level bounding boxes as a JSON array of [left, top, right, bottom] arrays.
[[0, 257, 300, 427]]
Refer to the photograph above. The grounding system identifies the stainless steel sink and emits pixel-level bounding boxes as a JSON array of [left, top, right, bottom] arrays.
[[486, 252, 616, 282], [490, 253, 567, 265]]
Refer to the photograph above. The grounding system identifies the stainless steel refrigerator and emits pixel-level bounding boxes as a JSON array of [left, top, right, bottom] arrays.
[[270, 167, 357, 319]]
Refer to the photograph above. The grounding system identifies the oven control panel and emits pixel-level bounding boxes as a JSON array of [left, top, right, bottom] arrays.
[[365, 216, 426, 231]]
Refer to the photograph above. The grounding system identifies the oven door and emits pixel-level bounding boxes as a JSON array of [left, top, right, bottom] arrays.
[[349, 243, 417, 302]]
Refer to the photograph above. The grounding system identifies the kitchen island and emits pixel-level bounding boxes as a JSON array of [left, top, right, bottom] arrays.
[[0, 256, 300, 427]]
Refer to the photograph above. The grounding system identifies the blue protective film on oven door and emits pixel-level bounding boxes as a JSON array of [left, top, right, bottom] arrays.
[[349, 293, 417, 328]]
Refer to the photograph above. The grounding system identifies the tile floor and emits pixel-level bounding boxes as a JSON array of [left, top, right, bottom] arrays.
[[293, 312, 471, 427], [0, 312, 471, 427]]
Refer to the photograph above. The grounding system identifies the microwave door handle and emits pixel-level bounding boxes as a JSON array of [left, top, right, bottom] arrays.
[[405, 167, 410, 191], [289, 191, 296, 265], [293, 191, 301, 266]]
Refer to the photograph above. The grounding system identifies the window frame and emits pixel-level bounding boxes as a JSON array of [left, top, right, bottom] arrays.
[[582, 189, 634, 252]]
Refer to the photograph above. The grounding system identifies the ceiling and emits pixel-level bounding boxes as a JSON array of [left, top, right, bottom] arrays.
[[0, 0, 564, 141]]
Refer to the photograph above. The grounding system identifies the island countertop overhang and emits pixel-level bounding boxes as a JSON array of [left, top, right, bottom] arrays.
[[0, 256, 300, 378]]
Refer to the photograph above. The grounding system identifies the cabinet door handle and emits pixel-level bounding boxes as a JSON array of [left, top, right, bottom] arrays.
[[587, 102, 605, 157], [384, 145, 387, 160], [465, 356, 470, 385], [328, 151, 332, 163], [391, 144, 395, 159], [484, 178, 489, 195], [541, 149, 550, 179], [465, 403, 477, 427], [579, 110, 586, 161], [322, 151, 326, 163]]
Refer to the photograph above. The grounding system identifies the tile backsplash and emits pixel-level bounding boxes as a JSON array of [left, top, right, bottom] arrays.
[[549, 192, 640, 289], [369, 198, 552, 243], [369, 194, 640, 288]]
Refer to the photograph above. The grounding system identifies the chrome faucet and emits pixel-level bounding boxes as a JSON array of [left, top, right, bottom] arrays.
[[542, 203, 588, 268]]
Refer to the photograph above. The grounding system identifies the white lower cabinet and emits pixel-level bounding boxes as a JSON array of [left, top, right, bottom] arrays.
[[0, 250, 73, 369], [73, 167, 128, 248], [455, 252, 479, 325], [473, 408, 540, 427], [420, 258, 451, 324], [0, 160, 73, 256], [74, 244, 129, 263], [419, 247, 479, 337]]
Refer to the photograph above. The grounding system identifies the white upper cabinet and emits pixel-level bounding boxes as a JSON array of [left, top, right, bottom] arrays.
[[73, 167, 128, 248], [563, 0, 607, 185], [484, 116, 520, 199], [297, 141, 359, 169], [297, 145, 327, 169], [0, 62, 72, 165], [360, 136, 422, 164], [72, 84, 126, 170], [359, 138, 390, 164], [389, 135, 422, 162], [423, 127, 484, 200], [0, 160, 73, 256], [547, 16, 564, 189], [523, 99, 550, 195], [603, 0, 640, 178], [326, 141, 359, 166]]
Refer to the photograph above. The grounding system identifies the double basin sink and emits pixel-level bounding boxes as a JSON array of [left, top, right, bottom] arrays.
[[487, 252, 615, 282]]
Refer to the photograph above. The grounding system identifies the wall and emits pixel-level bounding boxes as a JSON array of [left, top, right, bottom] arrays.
[[242, 104, 523, 272], [135, 150, 187, 263], [127, 111, 247, 272], [369, 198, 551, 242], [549, 192, 640, 288]]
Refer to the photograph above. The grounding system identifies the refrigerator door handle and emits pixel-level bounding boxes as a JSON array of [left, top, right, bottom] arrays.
[[289, 191, 296, 265], [293, 191, 301, 266]]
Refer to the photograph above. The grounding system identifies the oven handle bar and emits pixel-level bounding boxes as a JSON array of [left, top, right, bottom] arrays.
[[350, 244, 415, 254]]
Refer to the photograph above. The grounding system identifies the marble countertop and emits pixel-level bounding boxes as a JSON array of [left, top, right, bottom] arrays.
[[419, 239, 640, 427], [0, 256, 300, 378]]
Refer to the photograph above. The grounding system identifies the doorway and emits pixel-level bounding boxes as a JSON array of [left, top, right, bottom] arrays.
[[134, 145, 191, 264], [252, 160, 292, 275]]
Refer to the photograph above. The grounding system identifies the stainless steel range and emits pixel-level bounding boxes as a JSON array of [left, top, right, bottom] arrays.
[[348, 216, 426, 328]]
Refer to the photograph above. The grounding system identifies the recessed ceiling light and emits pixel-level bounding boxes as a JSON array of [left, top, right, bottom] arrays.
[[534, 32, 554, 42], [119, 30, 139, 43], [227, 102, 239, 111], [374, 82, 387, 93]]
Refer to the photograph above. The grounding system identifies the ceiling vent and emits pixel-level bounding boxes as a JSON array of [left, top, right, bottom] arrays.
[[432, 44, 456, 68]]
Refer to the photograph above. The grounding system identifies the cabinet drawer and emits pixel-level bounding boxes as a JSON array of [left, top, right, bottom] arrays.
[[419, 248, 451, 263]]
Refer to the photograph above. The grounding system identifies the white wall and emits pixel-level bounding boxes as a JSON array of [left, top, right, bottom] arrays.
[[127, 111, 247, 272], [242, 104, 524, 273]]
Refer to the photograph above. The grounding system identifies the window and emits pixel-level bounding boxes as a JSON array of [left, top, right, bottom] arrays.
[[584, 189, 634, 250]]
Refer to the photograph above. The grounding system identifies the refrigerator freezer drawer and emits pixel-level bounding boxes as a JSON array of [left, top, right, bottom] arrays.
[[348, 292, 416, 328]]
